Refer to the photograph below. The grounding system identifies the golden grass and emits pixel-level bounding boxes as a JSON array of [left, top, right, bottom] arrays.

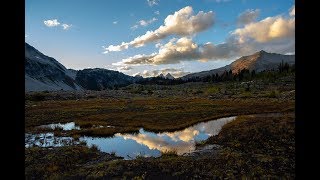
[[25, 97, 294, 136]]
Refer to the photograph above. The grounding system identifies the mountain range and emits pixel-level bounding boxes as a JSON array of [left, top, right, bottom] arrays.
[[25, 43, 295, 91]]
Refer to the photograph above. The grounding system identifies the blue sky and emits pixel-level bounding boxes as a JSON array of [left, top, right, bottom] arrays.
[[25, 0, 295, 77]]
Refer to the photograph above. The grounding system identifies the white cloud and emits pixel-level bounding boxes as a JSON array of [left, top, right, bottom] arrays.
[[131, 17, 157, 30], [134, 68, 190, 78], [114, 7, 294, 65], [44, 19, 73, 31], [233, 15, 294, 43], [25, 34, 28, 38], [207, 0, 231, 3], [289, 5, 295, 16], [155, 43, 162, 48], [118, 37, 200, 65], [139, 17, 157, 26], [62, 24, 72, 30], [154, 11, 160, 15], [103, 42, 130, 53], [113, 21, 118, 24], [147, 0, 159, 7], [117, 66, 132, 71], [104, 6, 214, 53], [44, 19, 60, 27], [131, 25, 139, 30], [237, 9, 260, 25]]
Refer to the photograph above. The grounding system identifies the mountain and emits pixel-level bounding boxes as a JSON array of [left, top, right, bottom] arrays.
[[25, 43, 139, 91], [75, 68, 136, 90], [165, 73, 175, 80], [25, 43, 83, 91], [158, 74, 165, 78], [181, 50, 295, 80]]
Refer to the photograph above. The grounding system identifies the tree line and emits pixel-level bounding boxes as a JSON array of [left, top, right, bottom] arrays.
[[136, 61, 295, 85]]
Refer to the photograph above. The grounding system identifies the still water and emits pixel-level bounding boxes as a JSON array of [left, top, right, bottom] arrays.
[[37, 122, 80, 131], [26, 116, 236, 159]]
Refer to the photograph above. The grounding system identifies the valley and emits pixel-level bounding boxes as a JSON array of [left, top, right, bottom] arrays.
[[25, 42, 295, 179]]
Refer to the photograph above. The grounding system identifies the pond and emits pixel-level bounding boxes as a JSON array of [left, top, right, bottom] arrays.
[[26, 116, 236, 159]]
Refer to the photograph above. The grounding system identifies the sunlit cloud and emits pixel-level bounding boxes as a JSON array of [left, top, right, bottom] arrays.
[[104, 6, 214, 53], [233, 15, 294, 43], [133, 68, 190, 78], [114, 6, 294, 65]]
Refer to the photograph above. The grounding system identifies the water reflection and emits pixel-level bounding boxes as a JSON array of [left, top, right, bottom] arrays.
[[37, 122, 80, 131], [25, 133, 76, 147], [80, 116, 236, 158]]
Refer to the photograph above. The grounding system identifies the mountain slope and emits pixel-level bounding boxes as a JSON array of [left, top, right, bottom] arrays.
[[75, 68, 136, 90], [165, 73, 175, 80], [25, 43, 83, 91], [181, 50, 295, 80]]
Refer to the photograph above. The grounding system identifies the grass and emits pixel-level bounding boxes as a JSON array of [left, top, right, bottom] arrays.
[[25, 145, 121, 179], [25, 113, 295, 179], [25, 97, 294, 136], [74, 126, 140, 137]]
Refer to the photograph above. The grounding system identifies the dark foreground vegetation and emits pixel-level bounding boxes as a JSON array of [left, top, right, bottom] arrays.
[[26, 113, 294, 179]]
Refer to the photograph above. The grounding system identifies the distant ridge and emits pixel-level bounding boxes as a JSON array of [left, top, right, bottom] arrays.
[[181, 50, 295, 80]]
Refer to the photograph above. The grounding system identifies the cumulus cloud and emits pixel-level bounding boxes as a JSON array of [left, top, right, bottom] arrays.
[[44, 19, 60, 27], [133, 68, 190, 78], [154, 11, 160, 15], [147, 0, 159, 7], [233, 15, 295, 43], [119, 37, 200, 65], [115, 8, 294, 65], [61, 24, 71, 30], [104, 6, 214, 53], [237, 9, 260, 25]]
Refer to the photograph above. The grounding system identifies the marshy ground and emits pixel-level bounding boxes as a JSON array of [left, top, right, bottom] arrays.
[[25, 73, 295, 179]]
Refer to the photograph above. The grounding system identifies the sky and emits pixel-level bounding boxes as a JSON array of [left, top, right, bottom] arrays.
[[25, 0, 295, 78]]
